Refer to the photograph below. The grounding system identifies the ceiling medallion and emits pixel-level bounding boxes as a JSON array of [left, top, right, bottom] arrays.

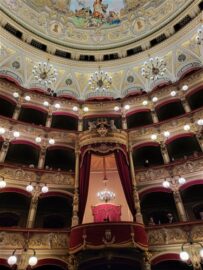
[[196, 24, 203, 45], [32, 60, 58, 86], [12, 61, 20, 69], [127, 75, 134, 83], [141, 56, 167, 80], [66, 78, 73, 86], [89, 67, 112, 91]]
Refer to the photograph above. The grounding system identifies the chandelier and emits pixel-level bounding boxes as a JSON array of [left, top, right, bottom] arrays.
[[141, 56, 167, 80], [196, 24, 203, 45], [97, 157, 115, 203], [88, 67, 112, 91], [32, 60, 58, 86]]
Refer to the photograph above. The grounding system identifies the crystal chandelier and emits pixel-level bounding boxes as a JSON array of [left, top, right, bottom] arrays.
[[89, 67, 112, 91], [141, 56, 167, 80], [32, 60, 58, 86], [196, 24, 203, 45], [97, 157, 115, 203]]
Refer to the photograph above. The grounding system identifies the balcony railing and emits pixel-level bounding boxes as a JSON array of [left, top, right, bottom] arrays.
[[69, 222, 148, 254]]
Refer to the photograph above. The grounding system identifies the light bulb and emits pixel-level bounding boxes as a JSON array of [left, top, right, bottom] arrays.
[[13, 92, 19, 98], [184, 124, 190, 131], [152, 97, 158, 102], [41, 185, 49, 193], [164, 131, 170, 137], [151, 134, 157, 140], [54, 103, 61, 109], [124, 104, 130, 110], [163, 180, 170, 188], [35, 136, 42, 143], [182, 85, 188, 91], [0, 127, 5, 134], [83, 106, 89, 112], [28, 255, 38, 266], [200, 248, 203, 258], [73, 106, 78, 112], [13, 131, 20, 138], [170, 91, 176, 97], [142, 100, 148, 106], [114, 106, 120, 111], [48, 138, 55, 145], [24, 95, 31, 101], [180, 251, 189, 261], [43, 101, 49, 107], [0, 177, 6, 188], [8, 255, 17, 266], [26, 184, 34, 192], [197, 119, 203, 126], [178, 177, 186, 185]]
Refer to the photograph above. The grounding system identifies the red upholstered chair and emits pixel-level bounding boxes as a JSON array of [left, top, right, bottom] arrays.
[[92, 204, 121, 222]]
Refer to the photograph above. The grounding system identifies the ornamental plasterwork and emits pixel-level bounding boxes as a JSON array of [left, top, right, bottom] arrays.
[[147, 224, 203, 246], [1, 0, 194, 49], [0, 231, 68, 249], [135, 156, 203, 184], [0, 24, 202, 99], [0, 167, 74, 187]]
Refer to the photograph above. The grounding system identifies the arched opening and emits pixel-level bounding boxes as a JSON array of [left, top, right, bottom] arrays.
[[18, 106, 48, 126], [83, 115, 122, 131], [79, 256, 142, 270], [166, 135, 202, 161], [0, 191, 31, 227], [155, 100, 185, 121], [152, 260, 191, 270], [181, 184, 203, 220], [127, 110, 153, 129], [35, 194, 72, 228], [0, 259, 10, 270], [44, 146, 75, 171], [141, 191, 178, 225], [51, 113, 78, 131], [34, 266, 66, 270], [33, 259, 67, 270], [187, 88, 203, 110], [5, 142, 40, 167], [133, 144, 164, 169], [0, 96, 16, 118]]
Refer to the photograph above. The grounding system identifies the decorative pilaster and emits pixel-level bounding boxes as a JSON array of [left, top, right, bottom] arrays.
[[122, 116, 128, 130], [0, 139, 9, 162], [26, 192, 39, 228], [78, 118, 83, 132], [68, 254, 78, 270], [151, 110, 159, 123], [160, 141, 170, 164], [129, 147, 143, 223], [181, 97, 191, 113], [143, 251, 152, 270], [72, 146, 80, 227], [173, 189, 187, 222], [12, 104, 21, 120], [46, 113, 52, 128], [38, 146, 46, 169]]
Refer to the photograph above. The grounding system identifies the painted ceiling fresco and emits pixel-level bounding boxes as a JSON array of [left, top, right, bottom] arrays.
[[2, 0, 193, 49]]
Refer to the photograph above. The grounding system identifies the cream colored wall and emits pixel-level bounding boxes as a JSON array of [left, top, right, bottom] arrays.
[[83, 155, 133, 224]]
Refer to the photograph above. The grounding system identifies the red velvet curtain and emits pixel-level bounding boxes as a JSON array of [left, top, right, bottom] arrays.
[[79, 144, 135, 223], [79, 146, 91, 223], [114, 146, 135, 217]]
